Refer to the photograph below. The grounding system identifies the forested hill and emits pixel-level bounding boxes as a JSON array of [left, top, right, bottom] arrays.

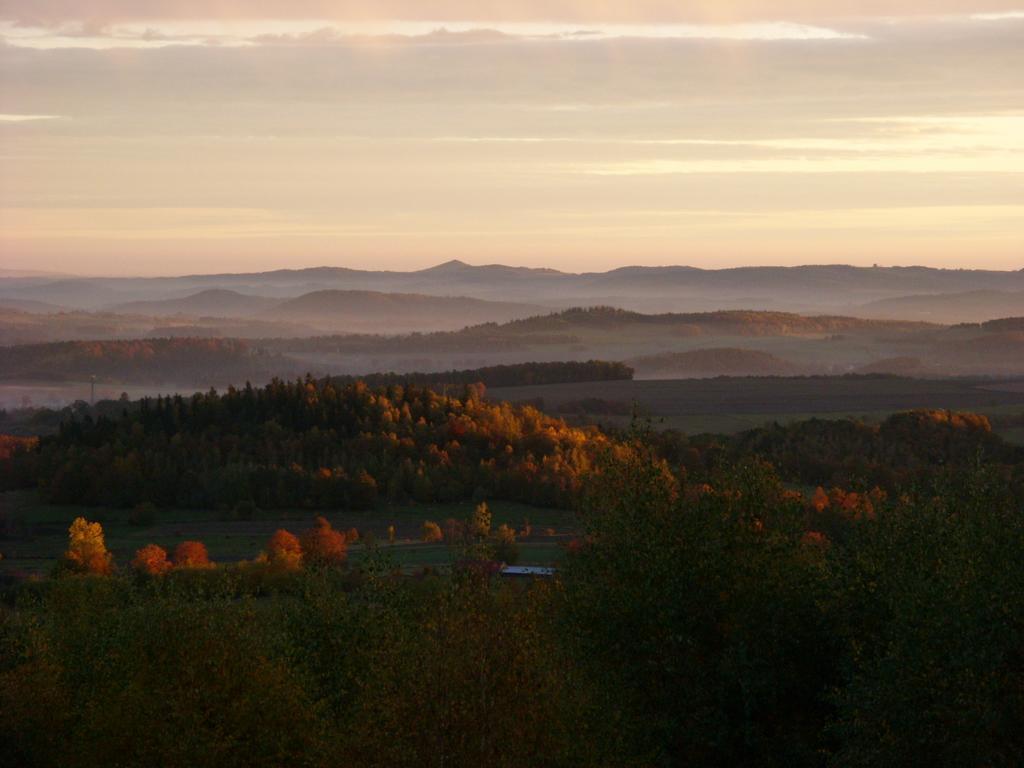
[[5, 378, 607, 510], [7, 373, 1024, 512], [719, 410, 1024, 493], [279, 307, 937, 355], [0, 338, 632, 390], [498, 307, 934, 336], [262, 289, 545, 332], [0, 338, 300, 386]]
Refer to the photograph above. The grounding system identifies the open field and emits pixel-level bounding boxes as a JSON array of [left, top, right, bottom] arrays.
[[0, 491, 572, 576], [490, 375, 1024, 435]]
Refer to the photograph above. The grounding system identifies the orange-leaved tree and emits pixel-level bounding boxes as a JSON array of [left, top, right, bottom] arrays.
[[173, 540, 213, 569], [422, 520, 443, 543], [300, 516, 347, 567], [61, 517, 115, 575], [131, 543, 172, 575], [266, 529, 303, 571]]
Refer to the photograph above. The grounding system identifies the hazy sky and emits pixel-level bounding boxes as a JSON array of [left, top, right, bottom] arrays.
[[1, 2, 1022, 275]]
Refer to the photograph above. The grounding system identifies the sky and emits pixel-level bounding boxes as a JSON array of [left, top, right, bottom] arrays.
[[0, 2, 1022, 276]]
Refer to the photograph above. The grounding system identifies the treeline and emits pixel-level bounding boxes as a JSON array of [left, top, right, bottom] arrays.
[[501, 306, 930, 336], [3, 378, 606, 510], [3, 444, 1022, 767], [632, 409, 1024, 499], [332, 360, 632, 390], [628, 347, 805, 376], [726, 409, 1024, 493], [0, 338, 300, 386]]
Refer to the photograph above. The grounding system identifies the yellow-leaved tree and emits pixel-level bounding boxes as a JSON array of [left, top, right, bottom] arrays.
[[471, 502, 491, 539], [61, 517, 114, 575]]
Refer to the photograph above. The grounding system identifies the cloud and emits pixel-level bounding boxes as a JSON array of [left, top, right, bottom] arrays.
[[0, 19, 868, 50], [3, 1, 1024, 25], [1, 7, 1021, 272], [0, 112, 63, 120]]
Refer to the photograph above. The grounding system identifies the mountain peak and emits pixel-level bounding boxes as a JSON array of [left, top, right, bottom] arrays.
[[420, 259, 472, 273]]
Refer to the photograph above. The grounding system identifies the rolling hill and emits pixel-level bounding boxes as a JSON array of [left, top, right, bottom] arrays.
[[496, 307, 934, 337], [261, 290, 547, 333], [857, 290, 1024, 324], [110, 289, 280, 317]]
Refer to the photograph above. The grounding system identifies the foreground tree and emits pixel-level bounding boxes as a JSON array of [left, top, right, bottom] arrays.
[[829, 470, 1024, 766], [561, 443, 835, 767]]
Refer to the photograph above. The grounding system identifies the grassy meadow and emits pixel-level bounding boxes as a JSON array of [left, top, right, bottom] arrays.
[[0, 491, 571, 577]]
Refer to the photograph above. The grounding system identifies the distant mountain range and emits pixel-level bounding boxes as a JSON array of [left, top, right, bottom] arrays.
[[3, 262, 1023, 321]]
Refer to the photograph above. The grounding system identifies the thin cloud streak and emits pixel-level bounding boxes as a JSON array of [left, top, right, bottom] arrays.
[[0, 113, 64, 121], [3, 0, 1024, 24], [0, 19, 868, 50]]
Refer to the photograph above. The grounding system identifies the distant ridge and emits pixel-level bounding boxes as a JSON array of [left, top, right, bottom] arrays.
[[262, 289, 546, 332], [110, 289, 279, 317], [3, 261, 1024, 317], [857, 290, 1024, 324], [496, 307, 935, 336]]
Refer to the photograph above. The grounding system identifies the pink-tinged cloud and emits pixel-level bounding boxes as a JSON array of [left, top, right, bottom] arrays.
[[4, 0, 1024, 24]]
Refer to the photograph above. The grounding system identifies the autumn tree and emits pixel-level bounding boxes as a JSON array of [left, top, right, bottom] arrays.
[[60, 517, 114, 575], [421, 520, 443, 543], [173, 540, 213, 569], [265, 529, 303, 571], [131, 544, 171, 575], [300, 516, 347, 567], [495, 524, 516, 544], [471, 502, 491, 539]]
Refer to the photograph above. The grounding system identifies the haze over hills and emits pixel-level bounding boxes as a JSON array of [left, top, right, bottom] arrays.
[[0, 289, 546, 344], [3, 262, 1024, 321], [856, 290, 1024, 324], [627, 348, 808, 379], [6, 307, 1024, 402], [110, 289, 280, 318], [261, 290, 547, 333], [0, 298, 66, 314]]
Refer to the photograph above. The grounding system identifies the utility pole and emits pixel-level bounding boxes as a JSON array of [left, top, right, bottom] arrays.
[[90, 375, 96, 406]]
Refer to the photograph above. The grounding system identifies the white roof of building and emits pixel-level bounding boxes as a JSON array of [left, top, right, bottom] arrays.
[[500, 565, 556, 577]]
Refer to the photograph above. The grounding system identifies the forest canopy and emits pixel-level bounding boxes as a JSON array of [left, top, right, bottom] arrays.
[[3, 377, 608, 510]]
